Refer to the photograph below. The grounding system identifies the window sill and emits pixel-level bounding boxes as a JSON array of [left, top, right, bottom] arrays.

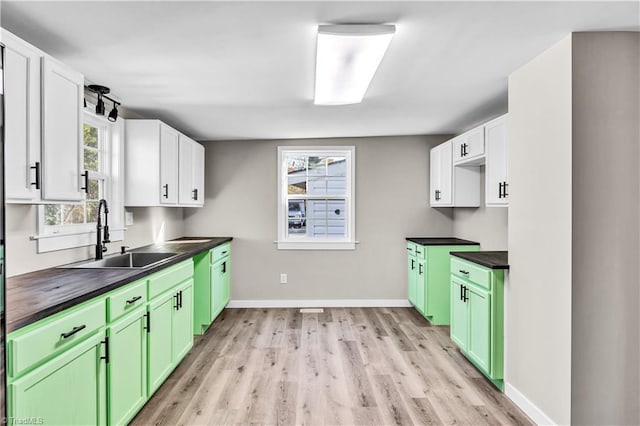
[[33, 229, 125, 253], [276, 240, 357, 250]]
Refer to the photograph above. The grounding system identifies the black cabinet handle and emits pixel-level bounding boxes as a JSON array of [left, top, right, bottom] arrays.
[[126, 295, 142, 305], [460, 284, 464, 301], [100, 336, 110, 363], [459, 270, 469, 275], [464, 143, 468, 156], [61, 324, 86, 339], [144, 312, 151, 333], [418, 263, 423, 275], [163, 184, 169, 198], [30, 162, 41, 189], [179, 290, 183, 309], [411, 259, 415, 270], [503, 182, 509, 198], [192, 188, 198, 200], [174, 293, 180, 310], [80, 170, 89, 194], [460, 144, 464, 157], [463, 287, 469, 302], [498, 182, 503, 198], [222, 261, 227, 274]]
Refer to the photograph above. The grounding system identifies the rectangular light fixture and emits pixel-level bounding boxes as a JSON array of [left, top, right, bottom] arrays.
[[314, 24, 395, 106]]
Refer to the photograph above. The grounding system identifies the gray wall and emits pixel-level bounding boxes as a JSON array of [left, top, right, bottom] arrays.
[[507, 35, 573, 425], [183, 135, 452, 302], [6, 205, 184, 276], [453, 167, 508, 250], [570, 32, 639, 425]]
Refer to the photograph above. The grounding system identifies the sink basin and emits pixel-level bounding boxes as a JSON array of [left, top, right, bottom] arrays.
[[62, 252, 178, 269]]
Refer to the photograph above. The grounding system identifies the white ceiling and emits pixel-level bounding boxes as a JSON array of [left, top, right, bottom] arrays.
[[1, 1, 638, 141]]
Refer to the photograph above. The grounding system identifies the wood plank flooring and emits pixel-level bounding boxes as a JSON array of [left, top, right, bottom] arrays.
[[131, 308, 533, 426]]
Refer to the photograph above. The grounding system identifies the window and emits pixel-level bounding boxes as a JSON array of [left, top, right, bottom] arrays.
[[277, 146, 355, 250], [36, 109, 125, 252]]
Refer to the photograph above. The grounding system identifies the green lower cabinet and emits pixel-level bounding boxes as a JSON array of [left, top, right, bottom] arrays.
[[407, 253, 417, 307], [9, 332, 107, 426], [147, 291, 175, 396], [107, 308, 147, 426], [406, 242, 479, 325], [449, 257, 504, 390], [450, 279, 467, 349], [173, 280, 194, 362], [193, 246, 231, 334]]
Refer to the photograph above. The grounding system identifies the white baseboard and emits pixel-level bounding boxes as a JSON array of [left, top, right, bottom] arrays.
[[226, 299, 412, 308], [505, 383, 556, 425]]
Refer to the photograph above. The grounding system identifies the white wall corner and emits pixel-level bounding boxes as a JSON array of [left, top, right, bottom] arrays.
[[505, 383, 557, 426]]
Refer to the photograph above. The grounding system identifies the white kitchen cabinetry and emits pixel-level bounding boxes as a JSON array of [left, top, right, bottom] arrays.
[[430, 140, 480, 207], [41, 57, 85, 201], [485, 115, 508, 207], [2, 30, 42, 203], [453, 127, 485, 165], [125, 120, 204, 207], [178, 136, 205, 207]]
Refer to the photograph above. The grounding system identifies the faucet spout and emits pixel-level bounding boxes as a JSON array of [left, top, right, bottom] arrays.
[[95, 199, 110, 260]]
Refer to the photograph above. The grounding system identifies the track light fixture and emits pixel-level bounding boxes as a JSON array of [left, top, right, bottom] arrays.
[[86, 84, 121, 122], [108, 101, 118, 122]]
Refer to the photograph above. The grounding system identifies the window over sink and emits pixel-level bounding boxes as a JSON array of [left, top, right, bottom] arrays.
[[277, 146, 355, 250], [35, 108, 125, 252]]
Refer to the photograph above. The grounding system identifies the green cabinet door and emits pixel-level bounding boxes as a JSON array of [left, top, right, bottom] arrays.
[[467, 286, 491, 372], [211, 260, 224, 321], [147, 291, 175, 396], [450, 280, 468, 350], [108, 308, 147, 426], [173, 280, 194, 363], [9, 332, 107, 426], [415, 259, 426, 314], [222, 258, 231, 306], [407, 255, 417, 306]]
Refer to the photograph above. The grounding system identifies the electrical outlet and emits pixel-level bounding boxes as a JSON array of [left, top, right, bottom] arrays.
[[280, 273, 287, 284], [125, 211, 134, 226]]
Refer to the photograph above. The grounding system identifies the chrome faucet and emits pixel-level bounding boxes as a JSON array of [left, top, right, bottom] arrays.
[[95, 199, 111, 260]]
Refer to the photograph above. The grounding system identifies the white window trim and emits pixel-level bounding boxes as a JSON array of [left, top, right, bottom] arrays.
[[34, 107, 126, 253], [277, 145, 356, 250]]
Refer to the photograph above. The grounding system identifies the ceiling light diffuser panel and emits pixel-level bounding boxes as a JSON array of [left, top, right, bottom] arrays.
[[314, 24, 395, 106]]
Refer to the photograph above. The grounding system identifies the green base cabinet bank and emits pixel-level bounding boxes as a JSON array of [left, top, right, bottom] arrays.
[[449, 251, 508, 390], [406, 238, 479, 325], [193, 241, 231, 334], [6, 240, 232, 426]]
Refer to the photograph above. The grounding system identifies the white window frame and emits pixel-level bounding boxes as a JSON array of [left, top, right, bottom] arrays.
[[34, 107, 126, 253], [277, 146, 355, 250]]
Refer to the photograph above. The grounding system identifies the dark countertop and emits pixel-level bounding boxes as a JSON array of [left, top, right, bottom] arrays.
[[406, 237, 479, 246], [6, 237, 232, 333], [450, 251, 509, 270]]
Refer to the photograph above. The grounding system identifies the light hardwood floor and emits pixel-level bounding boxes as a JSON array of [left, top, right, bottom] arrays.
[[131, 307, 532, 426]]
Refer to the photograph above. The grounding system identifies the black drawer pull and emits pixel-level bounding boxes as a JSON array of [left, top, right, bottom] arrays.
[[221, 251, 228, 255], [459, 270, 469, 275], [81, 170, 89, 193], [126, 295, 142, 305], [61, 325, 86, 339], [163, 184, 169, 198]]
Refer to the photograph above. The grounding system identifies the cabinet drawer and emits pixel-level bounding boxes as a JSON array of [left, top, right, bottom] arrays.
[[210, 243, 231, 263], [108, 279, 147, 322], [451, 257, 491, 290], [148, 260, 193, 300], [8, 299, 106, 378], [406, 242, 416, 256]]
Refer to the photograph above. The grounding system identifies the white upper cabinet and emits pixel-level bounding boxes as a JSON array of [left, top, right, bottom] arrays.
[[178, 136, 204, 206], [3, 30, 42, 202], [2, 28, 85, 203], [430, 140, 481, 207], [453, 127, 485, 165], [430, 141, 452, 205], [41, 57, 84, 201], [485, 115, 508, 207], [125, 120, 204, 207], [159, 125, 179, 205]]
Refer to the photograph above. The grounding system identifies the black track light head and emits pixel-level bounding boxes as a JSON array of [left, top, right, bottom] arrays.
[[96, 97, 105, 115], [108, 102, 118, 122], [87, 85, 110, 116]]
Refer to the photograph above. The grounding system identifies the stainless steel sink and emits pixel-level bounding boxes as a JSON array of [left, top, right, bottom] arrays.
[[62, 252, 178, 269]]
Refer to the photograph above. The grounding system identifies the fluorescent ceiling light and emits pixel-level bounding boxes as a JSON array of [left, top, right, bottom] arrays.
[[314, 24, 395, 106]]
